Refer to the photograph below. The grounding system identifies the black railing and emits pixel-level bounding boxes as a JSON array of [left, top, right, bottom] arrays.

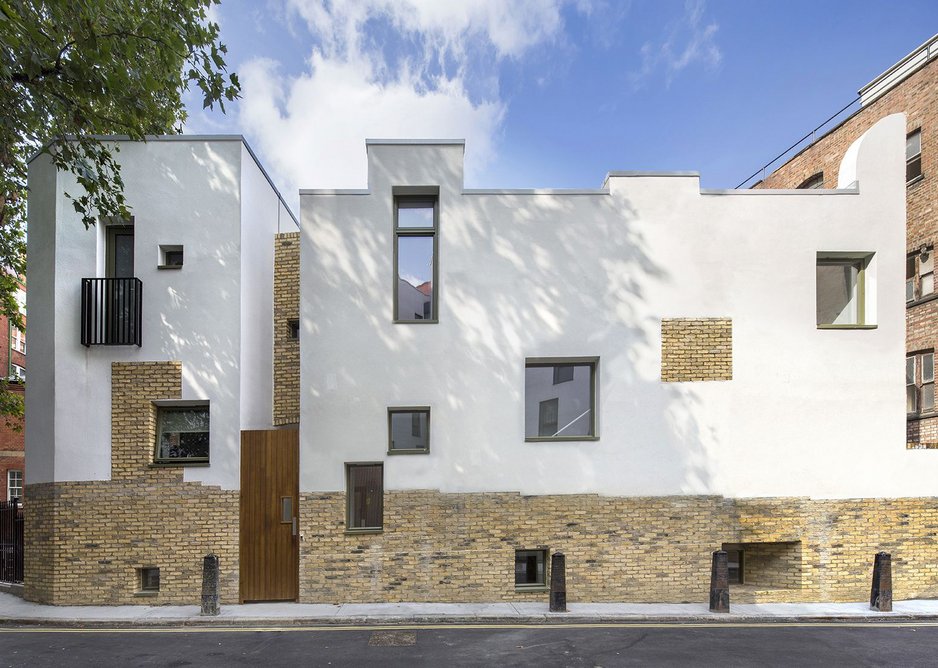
[[0, 498, 23, 584], [81, 277, 143, 346]]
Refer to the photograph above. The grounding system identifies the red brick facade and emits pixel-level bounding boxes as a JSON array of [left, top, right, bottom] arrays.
[[755, 57, 938, 448]]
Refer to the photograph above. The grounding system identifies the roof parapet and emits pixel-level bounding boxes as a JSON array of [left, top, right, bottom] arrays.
[[859, 33, 938, 106]]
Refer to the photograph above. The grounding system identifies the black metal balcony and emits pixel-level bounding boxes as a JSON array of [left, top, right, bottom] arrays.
[[81, 277, 143, 346]]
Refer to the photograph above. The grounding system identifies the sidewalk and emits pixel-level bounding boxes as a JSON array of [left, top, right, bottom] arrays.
[[1, 592, 938, 627]]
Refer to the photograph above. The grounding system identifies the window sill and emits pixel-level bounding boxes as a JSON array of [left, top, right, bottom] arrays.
[[387, 449, 429, 455], [525, 436, 600, 443], [149, 461, 210, 468], [908, 412, 938, 422], [907, 174, 924, 187], [393, 319, 439, 325], [816, 324, 878, 330], [514, 585, 548, 593], [134, 591, 159, 598], [907, 292, 938, 309], [344, 528, 383, 535], [157, 264, 183, 270]]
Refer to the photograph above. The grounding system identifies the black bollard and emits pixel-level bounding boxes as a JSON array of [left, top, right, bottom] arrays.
[[870, 552, 893, 612], [709, 550, 730, 613], [201, 554, 220, 616], [549, 552, 567, 612]]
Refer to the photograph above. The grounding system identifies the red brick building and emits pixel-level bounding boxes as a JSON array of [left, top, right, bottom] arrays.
[[754, 34, 937, 448], [0, 284, 25, 501]]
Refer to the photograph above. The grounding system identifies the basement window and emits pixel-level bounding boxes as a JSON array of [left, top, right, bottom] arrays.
[[138, 567, 160, 593], [515, 549, 548, 589]]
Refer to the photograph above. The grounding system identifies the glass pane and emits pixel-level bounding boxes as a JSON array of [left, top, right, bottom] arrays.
[[907, 256, 917, 280], [924, 354, 935, 384], [113, 232, 134, 277], [396, 235, 433, 320], [907, 131, 921, 160], [907, 278, 916, 302], [907, 357, 916, 384], [514, 550, 545, 586], [397, 201, 435, 228], [922, 383, 935, 412], [907, 156, 922, 182], [281, 497, 293, 523], [726, 550, 743, 584], [525, 363, 593, 438], [907, 384, 918, 413], [816, 261, 859, 325], [389, 411, 429, 450], [349, 464, 383, 529], [158, 407, 209, 460], [921, 252, 934, 275], [922, 273, 935, 296]]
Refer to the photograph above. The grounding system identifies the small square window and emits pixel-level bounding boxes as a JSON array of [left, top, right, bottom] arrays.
[[346, 463, 383, 531], [154, 403, 209, 463], [514, 549, 548, 588], [388, 407, 430, 454], [525, 358, 598, 440], [816, 254, 872, 327], [287, 319, 299, 340], [158, 245, 184, 269], [138, 567, 160, 592]]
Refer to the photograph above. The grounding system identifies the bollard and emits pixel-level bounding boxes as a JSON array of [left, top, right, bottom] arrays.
[[870, 552, 893, 612], [549, 552, 567, 613], [709, 550, 730, 613], [201, 553, 220, 616]]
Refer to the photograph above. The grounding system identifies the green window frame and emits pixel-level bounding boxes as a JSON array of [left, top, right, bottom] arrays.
[[393, 190, 439, 324], [387, 407, 430, 455], [816, 253, 876, 329]]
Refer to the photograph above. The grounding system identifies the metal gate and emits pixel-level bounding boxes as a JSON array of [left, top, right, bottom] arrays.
[[0, 498, 23, 584]]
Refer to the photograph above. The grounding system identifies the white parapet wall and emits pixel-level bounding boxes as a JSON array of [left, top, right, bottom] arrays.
[[299, 115, 930, 499]]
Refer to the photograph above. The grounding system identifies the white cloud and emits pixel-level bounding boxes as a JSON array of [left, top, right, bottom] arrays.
[[234, 0, 591, 206], [631, 0, 721, 88]]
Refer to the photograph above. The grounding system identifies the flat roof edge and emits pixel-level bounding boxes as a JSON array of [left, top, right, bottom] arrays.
[[605, 170, 700, 178], [702, 187, 860, 196], [300, 189, 371, 195], [463, 188, 609, 195], [365, 138, 465, 146]]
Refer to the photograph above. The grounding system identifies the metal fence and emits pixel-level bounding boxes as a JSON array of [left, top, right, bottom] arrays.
[[0, 498, 24, 584]]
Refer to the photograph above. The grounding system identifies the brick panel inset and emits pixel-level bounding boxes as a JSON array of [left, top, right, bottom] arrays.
[[273, 233, 300, 425], [661, 318, 732, 382]]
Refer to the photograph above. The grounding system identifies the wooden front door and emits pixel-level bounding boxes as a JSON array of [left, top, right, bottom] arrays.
[[240, 429, 299, 602]]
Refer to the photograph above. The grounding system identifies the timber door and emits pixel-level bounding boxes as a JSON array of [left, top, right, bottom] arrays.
[[240, 429, 299, 602]]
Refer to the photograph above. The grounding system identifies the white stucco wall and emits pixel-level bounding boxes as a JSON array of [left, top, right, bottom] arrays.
[[300, 116, 929, 499], [27, 137, 291, 489]]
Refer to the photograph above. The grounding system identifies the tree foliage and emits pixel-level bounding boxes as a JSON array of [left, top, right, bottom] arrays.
[[0, 0, 240, 415]]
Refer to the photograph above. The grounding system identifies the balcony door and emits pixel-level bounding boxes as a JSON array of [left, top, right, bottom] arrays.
[[106, 224, 134, 278], [105, 223, 137, 343]]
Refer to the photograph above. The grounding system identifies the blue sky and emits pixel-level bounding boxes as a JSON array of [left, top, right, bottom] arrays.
[[187, 0, 938, 210]]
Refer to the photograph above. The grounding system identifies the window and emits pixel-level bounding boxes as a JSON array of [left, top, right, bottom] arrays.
[[388, 407, 429, 454], [7, 470, 22, 501], [797, 172, 824, 189], [346, 463, 383, 531], [907, 129, 922, 183], [525, 358, 598, 441], [515, 549, 548, 589], [726, 549, 744, 584], [154, 403, 210, 464], [394, 194, 438, 323], [158, 245, 184, 269], [287, 319, 300, 340], [138, 567, 160, 592], [907, 247, 934, 302], [11, 327, 24, 354], [9, 364, 24, 381], [816, 254, 873, 327], [909, 352, 935, 416]]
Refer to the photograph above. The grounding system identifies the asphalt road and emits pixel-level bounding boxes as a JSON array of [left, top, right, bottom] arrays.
[[1, 622, 937, 667]]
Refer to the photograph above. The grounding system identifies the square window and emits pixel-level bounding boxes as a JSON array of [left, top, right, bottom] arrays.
[[816, 254, 872, 327], [7, 470, 22, 501], [158, 245, 184, 269], [388, 408, 430, 454], [346, 463, 383, 531], [138, 567, 160, 592], [154, 404, 210, 463], [514, 549, 548, 588], [907, 129, 922, 183], [525, 358, 598, 441], [394, 195, 438, 323]]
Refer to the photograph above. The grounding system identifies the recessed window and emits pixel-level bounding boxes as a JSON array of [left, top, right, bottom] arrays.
[[908, 352, 935, 416], [907, 129, 922, 183], [387, 407, 430, 454], [797, 172, 824, 189], [515, 549, 548, 589], [138, 567, 160, 592], [725, 548, 744, 584], [907, 246, 935, 302], [394, 195, 438, 323], [816, 254, 873, 327], [346, 463, 383, 531], [154, 403, 210, 464], [9, 364, 24, 381], [525, 358, 598, 441], [7, 470, 22, 501], [287, 319, 299, 340], [158, 245, 184, 269]]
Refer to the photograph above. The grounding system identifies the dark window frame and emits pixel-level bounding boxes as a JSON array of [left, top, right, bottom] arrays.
[[514, 548, 549, 590], [525, 357, 599, 442], [287, 319, 300, 340], [152, 401, 210, 465], [138, 567, 160, 592], [345, 462, 384, 533], [387, 406, 430, 455], [393, 190, 439, 324]]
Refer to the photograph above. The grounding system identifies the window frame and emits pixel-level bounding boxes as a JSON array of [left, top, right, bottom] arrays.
[[514, 548, 549, 591], [392, 191, 439, 324], [907, 129, 922, 185], [908, 352, 936, 418], [137, 566, 160, 593], [7, 469, 22, 501], [524, 356, 599, 442], [387, 406, 431, 455], [10, 326, 25, 354], [152, 401, 210, 466], [816, 253, 875, 329], [345, 462, 384, 533]]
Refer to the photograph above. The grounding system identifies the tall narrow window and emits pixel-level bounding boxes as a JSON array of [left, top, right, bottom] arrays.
[[7, 470, 22, 501], [907, 356, 918, 414], [907, 129, 922, 183], [816, 254, 873, 327], [525, 358, 598, 441], [909, 352, 936, 416], [923, 353, 935, 413], [394, 195, 438, 323], [920, 247, 934, 297], [346, 463, 383, 531]]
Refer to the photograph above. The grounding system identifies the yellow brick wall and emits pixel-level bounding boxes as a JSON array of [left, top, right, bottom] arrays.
[[273, 233, 300, 425], [661, 318, 733, 382]]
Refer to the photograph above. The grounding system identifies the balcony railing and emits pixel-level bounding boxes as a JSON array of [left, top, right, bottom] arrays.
[[81, 277, 143, 346]]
